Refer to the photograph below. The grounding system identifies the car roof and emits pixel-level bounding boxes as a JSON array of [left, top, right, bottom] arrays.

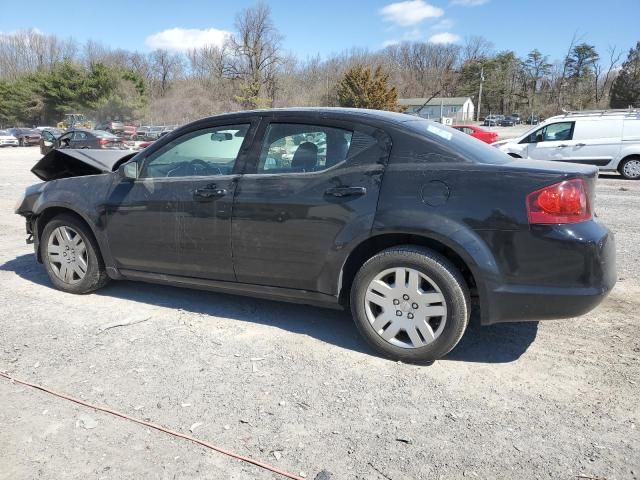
[[193, 108, 421, 128]]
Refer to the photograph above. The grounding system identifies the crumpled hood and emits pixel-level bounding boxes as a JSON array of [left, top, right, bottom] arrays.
[[31, 149, 137, 181]]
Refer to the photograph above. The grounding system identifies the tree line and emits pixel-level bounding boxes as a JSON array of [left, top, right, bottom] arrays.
[[1, 3, 639, 128]]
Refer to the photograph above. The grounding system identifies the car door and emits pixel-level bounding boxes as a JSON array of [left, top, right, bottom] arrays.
[[521, 121, 575, 161], [103, 122, 256, 280], [566, 119, 623, 166], [231, 118, 391, 294], [58, 132, 73, 149], [40, 130, 56, 154]]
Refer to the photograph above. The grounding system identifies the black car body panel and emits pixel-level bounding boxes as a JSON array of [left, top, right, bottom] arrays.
[[15, 108, 616, 326]]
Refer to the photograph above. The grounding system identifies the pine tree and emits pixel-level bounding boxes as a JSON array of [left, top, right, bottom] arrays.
[[610, 41, 640, 108], [336, 65, 399, 111]]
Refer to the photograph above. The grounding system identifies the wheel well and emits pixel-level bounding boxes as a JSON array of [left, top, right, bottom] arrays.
[[35, 207, 93, 262], [339, 234, 478, 305], [619, 154, 640, 170]]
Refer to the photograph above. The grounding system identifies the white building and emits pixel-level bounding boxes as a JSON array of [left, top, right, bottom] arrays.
[[398, 97, 475, 122]]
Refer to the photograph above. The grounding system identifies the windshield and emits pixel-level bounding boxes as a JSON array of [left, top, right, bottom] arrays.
[[404, 119, 511, 165], [0, 130, 10, 135]]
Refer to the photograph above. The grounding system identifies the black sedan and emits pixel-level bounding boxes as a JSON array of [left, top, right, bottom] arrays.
[[56, 129, 127, 150], [15, 108, 616, 363], [499, 116, 517, 127]]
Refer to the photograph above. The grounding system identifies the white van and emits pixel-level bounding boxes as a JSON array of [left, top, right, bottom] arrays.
[[494, 109, 640, 179]]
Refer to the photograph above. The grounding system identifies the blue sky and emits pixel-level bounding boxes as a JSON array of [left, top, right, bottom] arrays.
[[1, 0, 638, 63]]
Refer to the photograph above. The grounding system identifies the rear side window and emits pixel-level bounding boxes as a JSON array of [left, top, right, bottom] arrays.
[[257, 123, 353, 173]]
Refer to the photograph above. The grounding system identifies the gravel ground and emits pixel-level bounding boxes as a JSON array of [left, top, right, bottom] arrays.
[[1, 147, 638, 480]]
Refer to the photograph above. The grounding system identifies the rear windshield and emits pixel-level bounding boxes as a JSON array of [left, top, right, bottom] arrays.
[[403, 119, 511, 165]]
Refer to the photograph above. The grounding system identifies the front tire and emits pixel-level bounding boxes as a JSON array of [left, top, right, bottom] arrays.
[[618, 157, 640, 180], [350, 246, 470, 363], [41, 214, 110, 294]]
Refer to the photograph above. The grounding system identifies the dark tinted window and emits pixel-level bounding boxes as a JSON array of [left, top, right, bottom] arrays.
[[257, 123, 353, 174]]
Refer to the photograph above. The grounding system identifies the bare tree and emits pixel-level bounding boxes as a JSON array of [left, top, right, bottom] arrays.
[[149, 49, 184, 97], [225, 2, 283, 108], [594, 45, 622, 106], [462, 35, 494, 63]]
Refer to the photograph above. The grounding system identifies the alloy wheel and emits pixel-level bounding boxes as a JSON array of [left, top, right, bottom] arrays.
[[47, 226, 88, 284], [364, 267, 447, 349]]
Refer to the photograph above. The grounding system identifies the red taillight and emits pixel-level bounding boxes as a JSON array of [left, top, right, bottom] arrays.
[[97, 138, 109, 145], [526, 178, 591, 224]]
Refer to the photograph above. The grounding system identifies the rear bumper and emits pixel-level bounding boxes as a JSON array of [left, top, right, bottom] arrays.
[[480, 221, 616, 324]]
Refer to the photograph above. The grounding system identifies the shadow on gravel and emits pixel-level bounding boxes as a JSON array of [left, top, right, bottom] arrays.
[[2, 253, 537, 364]]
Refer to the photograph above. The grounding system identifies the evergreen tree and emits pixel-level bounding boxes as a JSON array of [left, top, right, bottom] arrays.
[[337, 65, 399, 111], [610, 41, 640, 108]]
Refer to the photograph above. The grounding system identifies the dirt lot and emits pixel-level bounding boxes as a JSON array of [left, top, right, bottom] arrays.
[[1, 146, 638, 480]]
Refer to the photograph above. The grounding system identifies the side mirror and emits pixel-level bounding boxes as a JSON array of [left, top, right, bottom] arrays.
[[120, 161, 139, 180]]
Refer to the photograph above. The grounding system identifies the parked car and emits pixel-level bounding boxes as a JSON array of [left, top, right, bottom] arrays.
[[483, 114, 503, 126], [39, 128, 65, 155], [526, 115, 540, 125], [137, 140, 154, 149], [511, 113, 522, 124], [494, 109, 640, 179], [8, 128, 41, 146], [15, 108, 616, 363], [136, 126, 151, 140], [451, 125, 498, 144], [0, 129, 19, 147], [121, 125, 137, 140], [147, 126, 165, 140], [159, 125, 177, 138], [95, 121, 124, 135], [499, 116, 517, 127], [56, 129, 128, 150]]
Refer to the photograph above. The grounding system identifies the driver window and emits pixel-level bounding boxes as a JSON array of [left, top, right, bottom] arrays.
[[523, 122, 574, 144], [142, 124, 250, 178]]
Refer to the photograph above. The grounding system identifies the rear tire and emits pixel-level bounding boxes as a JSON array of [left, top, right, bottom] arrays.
[[41, 214, 110, 294], [618, 157, 640, 180], [350, 246, 470, 363]]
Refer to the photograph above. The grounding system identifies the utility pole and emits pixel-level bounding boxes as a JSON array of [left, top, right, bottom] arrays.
[[476, 65, 484, 122]]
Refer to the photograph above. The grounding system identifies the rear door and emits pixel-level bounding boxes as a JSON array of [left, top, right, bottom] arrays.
[[231, 118, 391, 294], [568, 119, 622, 166]]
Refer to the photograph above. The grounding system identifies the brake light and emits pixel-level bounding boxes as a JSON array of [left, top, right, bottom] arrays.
[[526, 178, 591, 224], [97, 138, 109, 145]]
